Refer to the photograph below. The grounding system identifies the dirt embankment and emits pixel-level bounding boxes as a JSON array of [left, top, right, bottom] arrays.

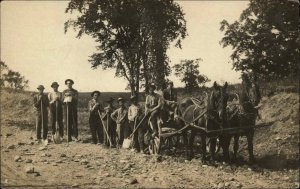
[[254, 92, 299, 169], [0, 90, 299, 188]]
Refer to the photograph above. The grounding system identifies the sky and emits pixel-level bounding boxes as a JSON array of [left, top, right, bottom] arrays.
[[1, 1, 249, 92]]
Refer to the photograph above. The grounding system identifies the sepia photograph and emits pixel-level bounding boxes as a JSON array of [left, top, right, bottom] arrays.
[[1, 0, 299, 188]]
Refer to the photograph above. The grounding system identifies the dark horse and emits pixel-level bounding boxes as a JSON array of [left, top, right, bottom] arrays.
[[224, 74, 261, 164], [177, 82, 229, 163]]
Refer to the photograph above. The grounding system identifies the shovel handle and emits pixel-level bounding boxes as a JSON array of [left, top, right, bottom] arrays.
[[98, 111, 112, 147], [129, 112, 150, 139]]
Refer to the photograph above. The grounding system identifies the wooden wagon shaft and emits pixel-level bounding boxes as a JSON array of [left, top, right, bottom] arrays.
[[159, 123, 192, 138], [191, 122, 273, 134]]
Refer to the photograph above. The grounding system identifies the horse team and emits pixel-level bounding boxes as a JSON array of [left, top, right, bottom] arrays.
[[33, 73, 261, 165]]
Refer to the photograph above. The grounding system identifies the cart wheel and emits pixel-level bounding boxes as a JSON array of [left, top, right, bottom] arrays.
[[149, 127, 162, 155], [164, 135, 180, 149]]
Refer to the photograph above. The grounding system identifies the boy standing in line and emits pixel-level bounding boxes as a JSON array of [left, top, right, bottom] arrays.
[[127, 95, 144, 152], [48, 82, 64, 140], [63, 79, 79, 142], [33, 85, 49, 145], [88, 91, 103, 144], [102, 97, 116, 147], [111, 98, 127, 148]]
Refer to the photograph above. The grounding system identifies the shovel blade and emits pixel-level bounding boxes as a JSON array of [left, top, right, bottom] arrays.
[[53, 133, 61, 144], [122, 138, 132, 149], [53, 122, 62, 144]]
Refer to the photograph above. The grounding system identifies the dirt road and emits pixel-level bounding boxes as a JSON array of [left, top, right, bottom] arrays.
[[1, 123, 298, 188]]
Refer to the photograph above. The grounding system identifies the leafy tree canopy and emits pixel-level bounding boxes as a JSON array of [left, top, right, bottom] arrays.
[[173, 59, 210, 93], [220, 0, 299, 80], [65, 0, 187, 95]]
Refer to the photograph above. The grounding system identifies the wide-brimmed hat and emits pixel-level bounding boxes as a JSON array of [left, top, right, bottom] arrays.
[[117, 97, 124, 102], [91, 90, 101, 97], [105, 97, 114, 103], [51, 82, 59, 88], [65, 79, 74, 85], [37, 85, 45, 90], [149, 83, 156, 90]]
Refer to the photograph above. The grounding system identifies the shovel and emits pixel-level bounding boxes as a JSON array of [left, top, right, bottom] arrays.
[[123, 112, 149, 149], [41, 97, 48, 146], [66, 102, 69, 145], [52, 100, 62, 144], [98, 110, 112, 147], [122, 116, 137, 149]]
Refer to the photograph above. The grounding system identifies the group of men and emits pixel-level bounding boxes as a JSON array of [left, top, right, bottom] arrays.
[[34, 79, 177, 152], [34, 79, 78, 145], [87, 82, 177, 152]]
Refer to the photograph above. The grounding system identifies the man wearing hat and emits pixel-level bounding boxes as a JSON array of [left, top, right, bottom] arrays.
[[111, 97, 128, 147], [33, 85, 49, 144], [88, 90, 103, 144], [101, 97, 116, 147], [127, 95, 144, 152], [62, 79, 79, 142], [48, 82, 64, 140], [162, 81, 178, 122], [145, 83, 162, 138]]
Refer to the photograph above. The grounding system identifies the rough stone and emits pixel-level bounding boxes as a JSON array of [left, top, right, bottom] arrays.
[[81, 159, 89, 165], [25, 167, 34, 174], [7, 145, 15, 150], [56, 160, 63, 164], [217, 182, 224, 189], [14, 156, 21, 162], [38, 146, 47, 151], [128, 178, 138, 184]]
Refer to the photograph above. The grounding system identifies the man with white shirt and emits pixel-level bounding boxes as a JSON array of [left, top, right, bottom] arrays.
[[127, 95, 143, 152], [63, 79, 79, 142], [48, 82, 64, 139]]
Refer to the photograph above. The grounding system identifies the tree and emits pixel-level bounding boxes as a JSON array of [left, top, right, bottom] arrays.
[[173, 59, 210, 93], [65, 0, 186, 96], [0, 61, 29, 91], [220, 0, 299, 81], [0, 61, 8, 88]]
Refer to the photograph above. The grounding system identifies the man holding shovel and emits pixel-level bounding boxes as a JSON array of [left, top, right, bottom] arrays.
[[48, 82, 64, 143], [33, 85, 49, 145], [63, 79, 79, 142], [111, 97, 128, 148], [127, 95, 144, 152], [88, 90, 103, 144], [101, 97, 116, 147]]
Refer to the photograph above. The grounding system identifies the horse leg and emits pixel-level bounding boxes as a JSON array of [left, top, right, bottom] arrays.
[[209, 138, 217, 162], [221, 135, 230, 163], [247, 130, 255, 164], [189, 131, 196, 160], [233, 134, 239, 162], [182, 130, 189, 160], [200, 132, 207, 164]]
